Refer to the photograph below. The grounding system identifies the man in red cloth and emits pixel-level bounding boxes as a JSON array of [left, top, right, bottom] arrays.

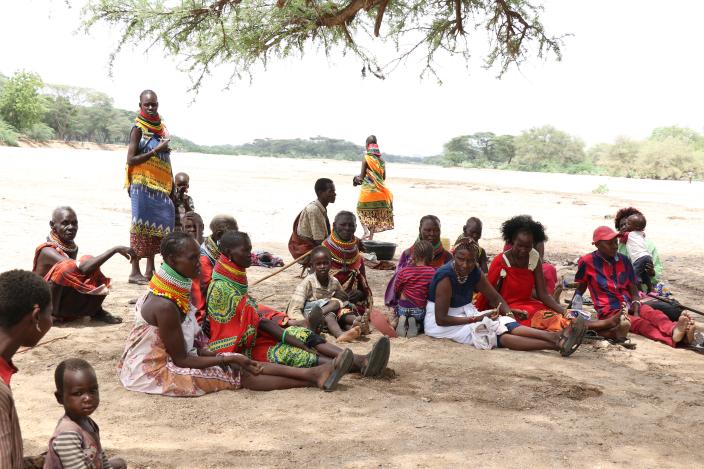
[[33, 207, 133, 324]]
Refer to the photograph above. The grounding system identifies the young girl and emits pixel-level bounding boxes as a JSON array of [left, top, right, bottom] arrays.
[[393, 240, 436, 337], [45, 358, 126, 468], [287, 246, 362, 342]]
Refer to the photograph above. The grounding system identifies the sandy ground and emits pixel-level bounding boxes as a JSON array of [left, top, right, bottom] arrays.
[[2, 147, 704, 468]]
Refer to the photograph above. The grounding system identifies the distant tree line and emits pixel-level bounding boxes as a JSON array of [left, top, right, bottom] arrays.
[[437, 125, 703, 180], [1, 71, 700, 180]]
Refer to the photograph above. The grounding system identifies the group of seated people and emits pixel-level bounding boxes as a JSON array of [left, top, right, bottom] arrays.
[[1, 177, 698, 467]]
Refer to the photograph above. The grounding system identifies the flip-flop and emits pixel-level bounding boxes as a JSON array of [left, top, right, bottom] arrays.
[[685, 343, 704, 354], [128, 278, 149, 285], [605, 337, 637, 350], [362, 336, 390, 378], [559, 316, 586, 357], [307, 305, 324, 334], [323, 348, 353, 392]]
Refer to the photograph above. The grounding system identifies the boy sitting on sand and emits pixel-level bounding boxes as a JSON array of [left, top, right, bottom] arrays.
[[44, 359, 126, 469], [287, 246, 362, 342], [392, 240, 435, 337]]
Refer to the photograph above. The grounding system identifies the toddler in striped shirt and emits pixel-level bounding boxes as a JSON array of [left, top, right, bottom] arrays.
[[394, 240, 436, 337], [44, 359, 126, 469]]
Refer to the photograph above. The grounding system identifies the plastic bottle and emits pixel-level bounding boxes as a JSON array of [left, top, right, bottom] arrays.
[[571, 293, 584, 311]]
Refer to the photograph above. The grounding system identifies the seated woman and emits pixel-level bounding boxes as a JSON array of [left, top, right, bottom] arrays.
[[501, 215, 557, 295], [476, 216, 578, 330], [207, 231, 390, 376], [322, 211, 373, 334], [455, 217, 488, 273], [424, 237, 586, 355], [614, 207, 681, 321], [118, 232, 353, 396], [384, 215, 453, 308]]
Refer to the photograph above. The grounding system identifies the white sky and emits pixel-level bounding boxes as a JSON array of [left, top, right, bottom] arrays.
[[1, 0, 702, 156]]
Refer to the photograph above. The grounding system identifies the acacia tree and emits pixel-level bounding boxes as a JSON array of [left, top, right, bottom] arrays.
[[82, 0, 564, 89], [0, 71, 45, 131]]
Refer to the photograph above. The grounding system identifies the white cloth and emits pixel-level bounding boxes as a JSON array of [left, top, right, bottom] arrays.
[[626, 231, 650, 262], [424, 301, 516, 349], [502, 248, 540, 271]]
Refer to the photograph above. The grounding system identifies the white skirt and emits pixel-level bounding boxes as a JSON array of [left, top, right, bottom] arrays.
[[424, 301, 517, 349]]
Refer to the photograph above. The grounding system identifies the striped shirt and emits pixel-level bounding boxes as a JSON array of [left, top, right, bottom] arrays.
[[394, 265, 436, 308], [0, 358, 22, 469], [45, 416, 113, 469], [574, 251, 636, 319]]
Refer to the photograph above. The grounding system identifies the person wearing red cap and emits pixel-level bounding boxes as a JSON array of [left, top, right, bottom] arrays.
[[573, 226, 695, 347]]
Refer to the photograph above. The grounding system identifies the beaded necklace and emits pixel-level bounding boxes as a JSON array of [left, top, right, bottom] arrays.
[[148, 263, 192, 315], [452, 261, 469, 284], [325, 230, 360, 268], [211, 254, 248, 297], [48, 231, 78, 256]]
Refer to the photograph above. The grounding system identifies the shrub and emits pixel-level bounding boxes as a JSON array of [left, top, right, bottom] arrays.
[[0, 118, 19, 146], [25, 122, 55, 142]]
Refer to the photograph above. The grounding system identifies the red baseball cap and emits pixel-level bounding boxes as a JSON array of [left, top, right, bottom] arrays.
[[592, 226, 619, 244]]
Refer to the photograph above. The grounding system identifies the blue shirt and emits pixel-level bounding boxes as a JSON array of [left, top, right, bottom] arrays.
[[428, 262, 481, 308]]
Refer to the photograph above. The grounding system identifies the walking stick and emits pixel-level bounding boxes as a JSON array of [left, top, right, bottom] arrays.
[[251, 250, 313, 287], [647, 293, 704, 317]]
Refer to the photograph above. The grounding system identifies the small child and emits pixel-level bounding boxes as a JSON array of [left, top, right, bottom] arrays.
[[623, 213, 653, 292], [44, 359, 126, 469], [174, 172, 195, 221], [287, 246, 361, 343], [394, 240, 436, 337], [457, 217, 488, 273]]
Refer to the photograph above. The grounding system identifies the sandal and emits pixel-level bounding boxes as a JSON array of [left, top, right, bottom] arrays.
[[559, 316, 586, 357], [606, 337, 637, 350], [93, 310, 123, 324], [362, 336, 390, 378], [323, 348, 353, 391]]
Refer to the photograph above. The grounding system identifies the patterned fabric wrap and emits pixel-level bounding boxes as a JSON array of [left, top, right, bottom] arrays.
[[127, 113, 175, 258], [201, 236, 220, 266], [357, 144, 394, 232], [264, 326, 318, 368], [118, 294, 242, 396], [148, 263, 193, 316], [207, 255, 260, 355], [207, 255, 319, 367]]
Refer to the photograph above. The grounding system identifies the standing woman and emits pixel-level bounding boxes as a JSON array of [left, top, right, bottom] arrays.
[[353, 135, 394, 240], [125, 90, 175, 284]]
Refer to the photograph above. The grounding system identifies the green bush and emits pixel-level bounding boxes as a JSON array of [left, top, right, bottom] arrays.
[[25, 122, 55, 142], [0, 119, 19, 146]]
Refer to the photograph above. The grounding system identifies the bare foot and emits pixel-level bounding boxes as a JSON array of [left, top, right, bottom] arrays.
[[672, 315, 689, 343], [685, 319, 696, 345], [337, 326, 361, 343]]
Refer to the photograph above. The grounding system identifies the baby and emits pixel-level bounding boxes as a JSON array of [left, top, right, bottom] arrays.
[[623, 213, 653, 292], [44, 359, 126, 469]]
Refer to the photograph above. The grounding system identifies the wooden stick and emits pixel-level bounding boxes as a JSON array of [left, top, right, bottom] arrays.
[[647, 293, 704, 316], [17, 334, 71, 354], [251, 250, 313, 287]]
